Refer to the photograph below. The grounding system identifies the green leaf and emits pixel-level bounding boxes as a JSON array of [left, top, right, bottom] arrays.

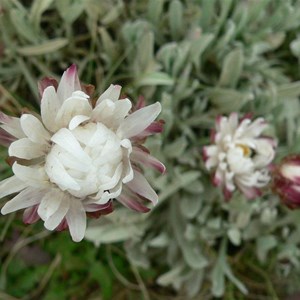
[[135, 72, 174, 87], [147, 0, 164, 25], [169, 0, 183, 40], [157, 264, 184, 286], [29, 0, 54, 29], [98, 27, 118, 60], [277, 81, 300, 99], [101, 1, 124, 25], [164, 136, 187, 158], [10, 8, 38, 43], [256, 235, 277, 262], [136, 31, 155, 73], [190, 33, 214, 69], [206, 88, 253, 113], [17, 38, 68, 56], [227, 228, 241, 246], [55, 0, 84, 23], [290, 37, 300, 57], [85, 222, 143, 246], [199, 0, 216, 30], [158, 170, 200, 204], [219, 48, 244, 88], [171, 204, 208, 270]]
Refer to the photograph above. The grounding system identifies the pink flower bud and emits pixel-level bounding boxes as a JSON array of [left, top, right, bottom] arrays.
[[273, 155, 300, 209]]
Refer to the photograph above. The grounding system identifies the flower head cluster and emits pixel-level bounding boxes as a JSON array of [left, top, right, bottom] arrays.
[[203, 113, 276, 200], [0, 65, 165, 241], [272, 155, 300, 209]]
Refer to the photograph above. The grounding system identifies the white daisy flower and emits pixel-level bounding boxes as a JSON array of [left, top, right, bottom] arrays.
[[0, 65, 165, 242], [203, 113, 276, 200]]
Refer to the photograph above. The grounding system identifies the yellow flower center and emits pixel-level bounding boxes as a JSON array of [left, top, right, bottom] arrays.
[[237, 144, 251, 157]]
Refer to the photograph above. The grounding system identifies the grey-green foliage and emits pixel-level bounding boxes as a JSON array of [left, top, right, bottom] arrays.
[[2, 0, 300, 298]]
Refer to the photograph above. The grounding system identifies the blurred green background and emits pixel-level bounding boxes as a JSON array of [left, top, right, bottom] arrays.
[[2, 0, 300, 299]]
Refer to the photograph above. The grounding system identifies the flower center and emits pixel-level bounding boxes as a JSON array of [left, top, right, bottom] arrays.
[[45, 122, 124, 199], [237, 144, 251, 157]]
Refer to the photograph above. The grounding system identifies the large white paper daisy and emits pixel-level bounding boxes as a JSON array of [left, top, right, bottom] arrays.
[[0, 65, 165, 242]]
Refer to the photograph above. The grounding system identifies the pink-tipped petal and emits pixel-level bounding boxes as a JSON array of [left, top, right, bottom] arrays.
[[0, 112, 25, 139], [134, 120, 165, 140], [132, 146, 166, 174], [210, 129, 216, 143], [215, 115, 223, 131], [212, 171, 222, 187], [126, 170, 158, 205], [0, 128, 16, 146], [118, 102, 161, 139], [117, 194, 150, 213], [85, 201, 114, 218], [238, 185, 262, 199], [202, 146, 208, 162], [57, 64, 81, 101]]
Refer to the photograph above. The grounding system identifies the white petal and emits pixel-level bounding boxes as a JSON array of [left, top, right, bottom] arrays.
[[91, 99, 116, 127], [100, 163, 123, 190], [51, 128, 91, 163], [240, 118, 267, 138], [55, 92, 92, 128], [20, 114, 50, 143], [38, 189, 63, 221], [93, 98, 132, 129], [45, 151, 80, 191], [118, 102, 161, 138], [0, 175, 27, 198], [126, 170, 158, 205], [44, 194, 70, 230], [41, 86, 62, 132], [111, 99, 132, 126], [57, 64, 81, 102], [13, 163, 49, 188], [9, 138, 47, 159], [228, 112, 238, 131], [69, 115, 90, 130], [66, 199, 86, 242], [51, 146, 89, 172], [96, 84, 121, 105], [1, 187, 44, 214], [121, 139, 133, 183], [90, 181, 123, 204]]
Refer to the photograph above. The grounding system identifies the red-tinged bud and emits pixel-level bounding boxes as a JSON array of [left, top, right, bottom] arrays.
[[273, 155, 300, 209]]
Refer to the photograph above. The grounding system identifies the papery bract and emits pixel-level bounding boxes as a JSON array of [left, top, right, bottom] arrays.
[[0, 65, 165, 242]]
